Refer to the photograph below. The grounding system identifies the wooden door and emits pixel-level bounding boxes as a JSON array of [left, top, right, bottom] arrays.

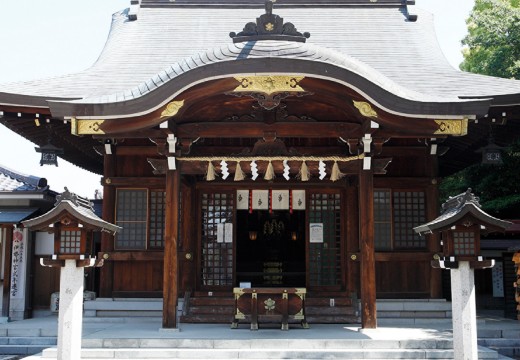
[[198, 191, 235, 290], [307, 190, 344, 292]]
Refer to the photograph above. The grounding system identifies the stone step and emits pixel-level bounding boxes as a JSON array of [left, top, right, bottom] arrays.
[[187, 305, 234, 315], [0, 344, 51, 356], [180, 314, 233, 323], [305, 306, 357, 316], [0, 337, 56, 345], [39, 346, 499, 359], [83, 298, 163, 317]]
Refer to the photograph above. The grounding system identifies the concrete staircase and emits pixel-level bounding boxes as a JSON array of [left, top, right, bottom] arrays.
[[84, 298, 162, 318], [478, 326, 520, 359], [0, 299, 515, 359], [377, 299, 452, 325], [38, 338, 500, 359], [0, 326, 56, 357]]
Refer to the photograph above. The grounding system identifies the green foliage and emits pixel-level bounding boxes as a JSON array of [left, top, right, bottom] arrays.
[[440, 140, 520, 218], [461, 0, 520, 79]]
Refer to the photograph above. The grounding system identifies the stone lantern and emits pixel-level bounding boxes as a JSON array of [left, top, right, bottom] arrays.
[[414, 188, 511, 360], [23, 188, 120, 360]]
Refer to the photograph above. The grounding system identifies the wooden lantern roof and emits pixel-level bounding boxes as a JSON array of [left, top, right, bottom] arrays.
[[22, 188, 121, 234], [1, 0, 520, 175], [414, 188, 512, 236]]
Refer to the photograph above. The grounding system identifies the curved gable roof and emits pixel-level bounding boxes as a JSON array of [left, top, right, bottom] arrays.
[[1, 5, 520, 116]]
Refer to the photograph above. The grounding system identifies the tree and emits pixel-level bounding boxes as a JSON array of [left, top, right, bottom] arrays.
[[460, 0, 520, 79], [440, 140, 520, 219]]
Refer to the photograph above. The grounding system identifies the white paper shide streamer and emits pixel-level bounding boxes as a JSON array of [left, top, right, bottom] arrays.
[[250, 160, 259, 180], [220, 160, 229, 180]]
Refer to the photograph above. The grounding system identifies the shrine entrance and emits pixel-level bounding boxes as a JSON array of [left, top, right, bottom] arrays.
[[236, 210, 306, 287]]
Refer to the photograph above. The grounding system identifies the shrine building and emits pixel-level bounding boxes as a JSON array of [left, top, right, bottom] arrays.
[[1, 0, 520, 329]]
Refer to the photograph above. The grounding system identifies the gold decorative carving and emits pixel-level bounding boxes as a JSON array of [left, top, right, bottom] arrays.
[[264, 298, 276, 311], [294, 309, 304, 320], [434, 119, 468, 136], [265, 23, 274, 31], [353, 101, 378, 118], [160, 100, 185, 119], [233, 76, 305, 95], [72, 119, 106, 135], [235, 308, 245, 320]]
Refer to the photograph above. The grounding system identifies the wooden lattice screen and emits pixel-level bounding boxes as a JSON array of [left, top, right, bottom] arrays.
[[60, 230, 82, 254], [200, 192, 234, 287], [308, 192, 342, 288]]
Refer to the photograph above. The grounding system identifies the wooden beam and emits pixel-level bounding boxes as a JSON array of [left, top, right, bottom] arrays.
[[163, 166, 180, 328], [97, 251, 164, 262], [99, 154, 116, 297], [176, 122, 361, 139], [359, 168, 376, 329], [102, 177, 165, 187]]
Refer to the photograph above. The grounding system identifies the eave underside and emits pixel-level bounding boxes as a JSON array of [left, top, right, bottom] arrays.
[[1, 74, 519, 177]]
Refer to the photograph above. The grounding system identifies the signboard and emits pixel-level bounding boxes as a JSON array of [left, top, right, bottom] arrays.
[[492, 261, 504, 297], [217, 223, 233, 243], [309, 223, 323, 243]]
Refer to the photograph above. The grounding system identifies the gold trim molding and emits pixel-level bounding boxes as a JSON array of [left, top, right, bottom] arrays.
[[71, 118, 106, 135], [160, 100, 185, 119], [353, 101, 378, 118], [233, 75, 305, 95], [434, 119, 468, 136]]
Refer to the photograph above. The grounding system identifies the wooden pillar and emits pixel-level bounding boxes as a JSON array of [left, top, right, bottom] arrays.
[[426, 150, 442, 298], [99, 154, 116, 297], [1, 227, 12, 317], [359, 169, 376, 328], [179, 183, 196, 293], [427, 182, 442, 298], [163, 167, 180, 328], [346, 180, 360, 298]]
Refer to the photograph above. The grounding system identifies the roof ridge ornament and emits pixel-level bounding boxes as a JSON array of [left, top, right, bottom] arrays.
[[230, 0, 310, 43], [441, 188, 481, 214], [55, 187, 94, 210]]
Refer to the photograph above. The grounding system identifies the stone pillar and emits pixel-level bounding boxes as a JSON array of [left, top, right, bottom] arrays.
[[9, 227, 29, 320], [57, 259, 85, 360], [450, 261, 477, 360]]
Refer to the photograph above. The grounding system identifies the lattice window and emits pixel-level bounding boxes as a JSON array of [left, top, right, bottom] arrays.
[[60, 230, 82, 254], [201, 192, 234, 287], [115, 189, 148, 250], [393, 191, 426, 249], [373, 189, 427, 250], [309, 192, 342, 287], [149, 190, 166, 248], [453, 231, 476, 256], [374, 190, 392, 250]]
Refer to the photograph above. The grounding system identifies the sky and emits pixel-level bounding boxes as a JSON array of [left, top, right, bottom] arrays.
[[0, 0, 475, 198]]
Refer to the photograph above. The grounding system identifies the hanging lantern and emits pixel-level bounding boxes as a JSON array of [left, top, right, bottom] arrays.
[[35, 142, 64, 166]]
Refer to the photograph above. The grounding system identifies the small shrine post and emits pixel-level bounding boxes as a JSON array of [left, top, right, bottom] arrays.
[[414, 189, 511, 360], [23, 188, 120, 360]]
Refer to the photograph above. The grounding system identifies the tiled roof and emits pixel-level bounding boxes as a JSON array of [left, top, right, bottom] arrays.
[[22, 188, 120, 234], [414, 189, 512, 234], [0, 165, 48, 192], [1, 5, 520, 110]]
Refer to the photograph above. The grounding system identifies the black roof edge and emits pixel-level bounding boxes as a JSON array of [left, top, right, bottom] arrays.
[[460, 93, 520, 107], [0, 92, 80, 112]]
